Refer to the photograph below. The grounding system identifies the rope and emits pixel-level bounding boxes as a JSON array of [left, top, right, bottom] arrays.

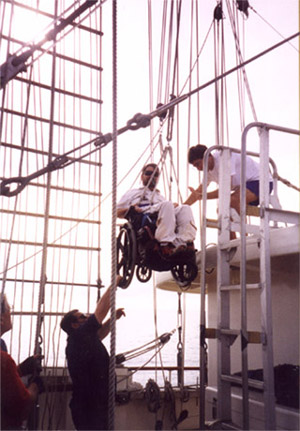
[[249, 4, 299, 53], [276, 174, 300, 192], [156, 1, 167, 104], [3, 29, 299, 199], [116, 331, 175, 364], [0, 0, 104, 89], [225, 0, 259, 127], [108, 0, 118, 428], [147, 0, 154, 148]]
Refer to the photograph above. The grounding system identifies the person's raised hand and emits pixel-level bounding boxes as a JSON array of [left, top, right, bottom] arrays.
[[18, 355, 44, 377]]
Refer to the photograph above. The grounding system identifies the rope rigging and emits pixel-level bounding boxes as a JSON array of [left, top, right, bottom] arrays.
[[108, 0, 118, 428], [0, 4, 299, 430], [0, 0, 102, 90], [1, 29, 298, 199], [116, 330, 175, 365]]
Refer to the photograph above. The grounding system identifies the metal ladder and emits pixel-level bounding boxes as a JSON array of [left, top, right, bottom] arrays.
[[199, 122, 300, 430]]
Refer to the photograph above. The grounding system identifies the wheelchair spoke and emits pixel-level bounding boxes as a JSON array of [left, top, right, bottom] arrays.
[[116, 222, 137, 289]]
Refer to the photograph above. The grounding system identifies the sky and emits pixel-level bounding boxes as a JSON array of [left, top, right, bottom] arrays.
[[1, 0, 299, 381]]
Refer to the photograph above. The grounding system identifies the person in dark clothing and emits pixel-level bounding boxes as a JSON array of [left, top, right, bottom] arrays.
[[60, 277, 125, 431], [1, 294, 43, 430]]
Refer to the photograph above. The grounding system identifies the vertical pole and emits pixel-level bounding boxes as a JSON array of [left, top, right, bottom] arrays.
[[240, 138, 250, 430], [217, 148, 231, 421], [199, 148, 210, 430], [259, 127, 276, 430]]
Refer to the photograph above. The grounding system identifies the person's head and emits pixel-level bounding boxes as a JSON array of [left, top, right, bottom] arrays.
[[188, 145, 213, 171], [0, 294, 12, 336], [60, 309, 88, 335], [141, 163, 160, 190]]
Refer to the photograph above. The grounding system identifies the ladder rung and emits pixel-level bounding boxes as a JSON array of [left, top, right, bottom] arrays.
[[220, 421, 241, 431], [246, 205, 260, 217], [220, 283, 261, 291], [220, 328, 239, 336], [219, 236, 259, 250], [246, 205, 300, 224], [206, 328, 262, 344], [221, 374, 264, 390], [205, 328, 217, 339], [266, 207, 300, 224], [206, 420, 240, 431], [206, 218, 218, 228]]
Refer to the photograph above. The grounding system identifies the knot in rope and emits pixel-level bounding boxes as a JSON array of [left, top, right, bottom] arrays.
[[127, 112, 151, 130], [145, 379, 161, 413]]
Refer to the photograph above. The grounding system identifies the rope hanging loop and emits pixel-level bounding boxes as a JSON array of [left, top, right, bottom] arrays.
[[127, 112, 151, 130]]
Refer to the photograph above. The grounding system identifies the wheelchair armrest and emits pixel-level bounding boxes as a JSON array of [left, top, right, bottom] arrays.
[[125, 205, 140, 221]]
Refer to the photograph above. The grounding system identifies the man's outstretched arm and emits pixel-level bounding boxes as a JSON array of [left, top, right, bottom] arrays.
[[94, 275, 122, 324], [98, 308, 125, 340]]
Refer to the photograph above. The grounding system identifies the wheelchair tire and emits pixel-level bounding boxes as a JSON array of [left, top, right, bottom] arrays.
[[136, 264, 152, 283], [117, 222, 137, 289], [171, 262, 198, 288]]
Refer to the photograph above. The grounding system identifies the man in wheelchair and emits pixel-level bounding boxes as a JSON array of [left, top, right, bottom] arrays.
[[117, 163, 197, 257], [116, 163, 198, 288]]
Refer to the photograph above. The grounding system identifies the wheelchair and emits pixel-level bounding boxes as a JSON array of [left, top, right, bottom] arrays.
[[116, 206, 198, 289]]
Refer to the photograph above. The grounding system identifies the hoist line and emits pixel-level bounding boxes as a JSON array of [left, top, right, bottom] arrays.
[[213, 19, 221, 145], [108, 0, 118, 429], [179, 19, 214, 97], [1, 29, 298, 199], [147, 2, 153, 146], [233, 2, 247, 132], [170, 0, 182, 99], [156, 1, 168, 104], [185, 0, 195, 168], [226, 0, 258, 128], [164, 0, 175, 104]]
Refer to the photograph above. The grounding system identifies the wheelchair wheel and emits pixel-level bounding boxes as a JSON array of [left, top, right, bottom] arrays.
[[171, 262, 198, 287], [117, 223, 137, 289], [136, 264, 152, 283]]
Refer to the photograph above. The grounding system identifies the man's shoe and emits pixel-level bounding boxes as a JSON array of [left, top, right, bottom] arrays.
[[160, 243, 190, 259], [186, 242, 195, 252], [160, 243, 176, 257]]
